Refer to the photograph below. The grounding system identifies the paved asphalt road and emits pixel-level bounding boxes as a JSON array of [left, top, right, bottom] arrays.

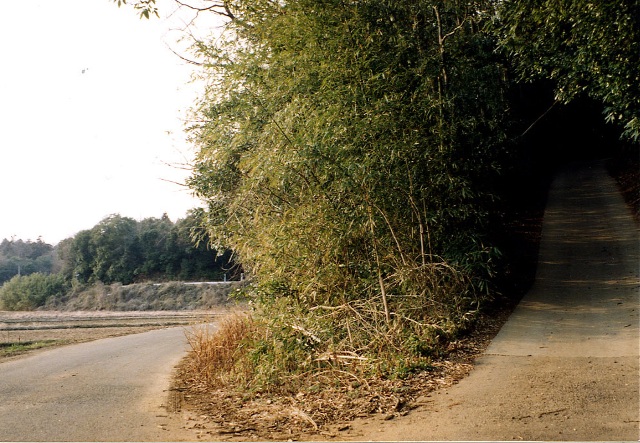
[[347, 161, 639, 441], [0, 327, 191, 441]]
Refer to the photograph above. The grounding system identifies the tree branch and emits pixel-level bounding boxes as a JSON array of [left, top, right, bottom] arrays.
[[520, 99, 559, 138], [174, 0, 235, 20]]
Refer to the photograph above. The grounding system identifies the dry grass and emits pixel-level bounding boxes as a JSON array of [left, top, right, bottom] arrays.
[[183, 313, 256, 389], [48, 281, 245, 311], [169, 183, 549, 440], [169, 178, 550, 440]]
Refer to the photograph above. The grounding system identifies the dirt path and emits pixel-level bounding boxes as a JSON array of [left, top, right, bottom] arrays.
[[343, 162, 639, 441]]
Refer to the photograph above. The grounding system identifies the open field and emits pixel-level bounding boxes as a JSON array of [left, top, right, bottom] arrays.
[[0, 309, 233, 361]]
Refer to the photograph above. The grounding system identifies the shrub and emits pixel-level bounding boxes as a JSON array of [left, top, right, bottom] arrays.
[[0, 273, 69, 310]]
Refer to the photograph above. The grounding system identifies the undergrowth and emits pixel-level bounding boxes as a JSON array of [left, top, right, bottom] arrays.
[[182, 266, 481, 399], [177, 282, 491, 439]]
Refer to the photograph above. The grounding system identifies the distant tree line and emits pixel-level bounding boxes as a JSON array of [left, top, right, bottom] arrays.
[[0, 212, 241, 310], [0, 238, 59, 284], [57, 212, 239, 285]]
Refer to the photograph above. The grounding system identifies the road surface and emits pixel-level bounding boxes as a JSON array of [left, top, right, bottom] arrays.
[[0, 327, 194, 441], [345, 161, 639, 441]]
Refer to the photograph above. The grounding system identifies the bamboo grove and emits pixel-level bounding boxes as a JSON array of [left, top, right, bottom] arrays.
[[183, 0, 510, 382], [117, 0, 639, 384]]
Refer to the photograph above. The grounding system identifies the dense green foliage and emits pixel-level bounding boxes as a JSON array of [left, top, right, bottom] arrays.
[[58, 212, 239, 285], [0, 273, 69, 310], [496, 0, 640, 141], [176, 0, 639, 385], [0, 213, 240, 310]]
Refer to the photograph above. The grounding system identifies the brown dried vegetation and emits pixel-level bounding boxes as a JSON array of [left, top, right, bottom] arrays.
[[173, 306, 512, 441]]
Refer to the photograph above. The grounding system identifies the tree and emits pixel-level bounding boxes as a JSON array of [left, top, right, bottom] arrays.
[[170, 210, 239, 281], [62, 230, 95, 283], [496, 0, 640, 142], [89, 215, 142, 284], [136, 213, 174, 279], [109, 0, 636, 387]]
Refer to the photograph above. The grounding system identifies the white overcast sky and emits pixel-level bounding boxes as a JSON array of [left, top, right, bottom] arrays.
[[0, 0, 219, 245]]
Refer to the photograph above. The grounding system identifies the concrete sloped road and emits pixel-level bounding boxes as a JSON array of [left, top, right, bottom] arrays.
[[347, 162, 639, 441], [0, 327, 194, 441]]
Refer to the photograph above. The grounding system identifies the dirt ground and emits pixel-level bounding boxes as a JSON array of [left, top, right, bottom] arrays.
[[165, 302, 516, 441]]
